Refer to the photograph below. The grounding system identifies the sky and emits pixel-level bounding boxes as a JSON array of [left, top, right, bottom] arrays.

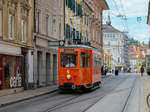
[[103, 0, 150, 44]]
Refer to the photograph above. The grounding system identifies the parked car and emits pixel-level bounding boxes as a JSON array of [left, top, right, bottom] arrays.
[[147, 67, 150, 76]]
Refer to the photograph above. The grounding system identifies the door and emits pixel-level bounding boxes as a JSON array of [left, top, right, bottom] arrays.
[[53, 54, 57, 84], [80, 52, 91, 84], [46, 53, 50, 85], [0, 56, 3, 89]]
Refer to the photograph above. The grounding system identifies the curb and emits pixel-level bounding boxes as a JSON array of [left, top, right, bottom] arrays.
[[0, 88, 58, 108]]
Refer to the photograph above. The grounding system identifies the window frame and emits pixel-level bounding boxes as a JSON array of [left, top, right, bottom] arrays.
[[8, 14, 15, 40], [80, 52, 90, 68], [0, 10, 2, 37], [21, 19, 27, 43]]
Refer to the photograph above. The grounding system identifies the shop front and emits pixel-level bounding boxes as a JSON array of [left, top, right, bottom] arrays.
[[0, 43, 24, 91], [0, 54, 22, 90]]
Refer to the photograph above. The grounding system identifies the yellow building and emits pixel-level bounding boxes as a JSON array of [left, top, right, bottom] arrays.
[[104, 51, 112, 69]]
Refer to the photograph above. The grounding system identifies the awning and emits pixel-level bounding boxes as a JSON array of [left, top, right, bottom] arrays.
[[0, 52, 23, 57], [0, 43, 22, 56]]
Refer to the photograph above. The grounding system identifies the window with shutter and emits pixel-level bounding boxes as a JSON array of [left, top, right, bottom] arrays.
[[0, 10, 2, 37]]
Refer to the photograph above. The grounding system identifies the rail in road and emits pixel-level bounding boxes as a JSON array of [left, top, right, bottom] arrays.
[[44, 76, 131, 112], [0, 75, 137, 112], [120, 77, 137, 112], [147, 94, 150, 109]]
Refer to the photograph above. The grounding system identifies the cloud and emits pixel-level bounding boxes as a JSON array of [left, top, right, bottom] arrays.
[[132, 34, 149, 43], [103, 0, 150, 43], [106, 0, 149, 17]]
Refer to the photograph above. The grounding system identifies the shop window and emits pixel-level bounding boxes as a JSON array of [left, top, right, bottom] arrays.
[[4, 64, 10, 79], [4, 64, 10, 88]]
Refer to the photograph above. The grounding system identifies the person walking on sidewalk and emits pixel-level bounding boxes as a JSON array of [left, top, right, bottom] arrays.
[[140, 65, 144, 76]]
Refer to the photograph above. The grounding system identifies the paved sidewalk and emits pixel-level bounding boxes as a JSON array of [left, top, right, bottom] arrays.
[[141, 75, 150, 112], [0, 85, 58, 107]]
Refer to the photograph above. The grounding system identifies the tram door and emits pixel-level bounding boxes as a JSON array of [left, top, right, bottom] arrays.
[[0, 56, 3, 89], [80, 51, 91, 83]]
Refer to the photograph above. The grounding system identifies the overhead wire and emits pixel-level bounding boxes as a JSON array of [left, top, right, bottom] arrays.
[[118, 0, 130, 33], [108, 0, 129, 33]]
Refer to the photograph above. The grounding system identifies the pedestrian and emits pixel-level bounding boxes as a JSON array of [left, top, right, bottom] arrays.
[[140, 65, 144, 76], [115, 69, 119, 76], [101, 66, 104, 76]]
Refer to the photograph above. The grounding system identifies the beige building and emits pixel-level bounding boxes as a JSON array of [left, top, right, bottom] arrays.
[[0, 0, 34, 90], [34, 0, 64, 87], [90, 0, 108, 51]]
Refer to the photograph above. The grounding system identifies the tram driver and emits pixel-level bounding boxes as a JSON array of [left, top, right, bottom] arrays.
[[65, 58, 75, 67]]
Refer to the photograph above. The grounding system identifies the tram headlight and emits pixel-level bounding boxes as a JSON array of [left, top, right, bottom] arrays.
[[66, 74, 71, 80]]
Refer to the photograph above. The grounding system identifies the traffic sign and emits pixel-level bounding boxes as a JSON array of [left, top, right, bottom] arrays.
[[48, 40, 65, 47]]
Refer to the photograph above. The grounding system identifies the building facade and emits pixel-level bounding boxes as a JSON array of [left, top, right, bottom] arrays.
[[34, 0, 64, 87], [0, 0, 34, 90], [129, 45, 146, 72], [65, 0, 108, 46], [147, 1, 150, 25], [65, 0, 91, 43], [103, 24, 129, 71], [147, 1, 150, 69]]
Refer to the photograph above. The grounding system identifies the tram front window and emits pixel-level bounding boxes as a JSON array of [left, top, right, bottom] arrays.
[[61, 53, 77, 68]]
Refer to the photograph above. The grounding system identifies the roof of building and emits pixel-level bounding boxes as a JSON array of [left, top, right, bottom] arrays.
[[103, 24, 123, 33]]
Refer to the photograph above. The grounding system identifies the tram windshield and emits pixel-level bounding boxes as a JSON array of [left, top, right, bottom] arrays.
[[61, 53, 77, 68]]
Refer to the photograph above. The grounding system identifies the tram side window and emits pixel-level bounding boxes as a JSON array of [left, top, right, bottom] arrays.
[[94, 57, 101, 67], [61, 53, 77, 68], [80, 53, 90, 68]]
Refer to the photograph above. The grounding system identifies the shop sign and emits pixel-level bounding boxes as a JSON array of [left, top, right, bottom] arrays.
[[10, 74, 22, 88]]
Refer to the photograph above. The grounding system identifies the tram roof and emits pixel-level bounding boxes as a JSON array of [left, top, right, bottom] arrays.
[[59, 45, 101, 55], [60, 45, 93, 49]]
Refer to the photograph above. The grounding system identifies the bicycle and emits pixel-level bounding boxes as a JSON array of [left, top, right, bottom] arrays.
[[147, 94, 150, 108]]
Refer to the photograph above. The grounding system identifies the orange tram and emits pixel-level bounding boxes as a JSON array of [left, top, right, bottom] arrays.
[[58, 45, 102, 91]]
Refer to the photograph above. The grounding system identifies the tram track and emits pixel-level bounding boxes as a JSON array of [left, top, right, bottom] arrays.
[[0, 75, 136, 112], [121, 77, 137, 112], [44, 76, 132, 112], [82, 76, 136, 112]]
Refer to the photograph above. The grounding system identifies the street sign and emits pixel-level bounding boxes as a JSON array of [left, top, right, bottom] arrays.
[[48, 40, 65, 47]]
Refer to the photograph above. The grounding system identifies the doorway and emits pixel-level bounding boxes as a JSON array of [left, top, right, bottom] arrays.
[[37, 51, 42, 86], [46, 53, 50, 85], [53, 54, 57, 84], [0, 56, 3, 89]]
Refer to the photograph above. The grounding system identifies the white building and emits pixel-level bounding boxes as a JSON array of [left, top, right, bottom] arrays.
[[103, 24, 129, 71]]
